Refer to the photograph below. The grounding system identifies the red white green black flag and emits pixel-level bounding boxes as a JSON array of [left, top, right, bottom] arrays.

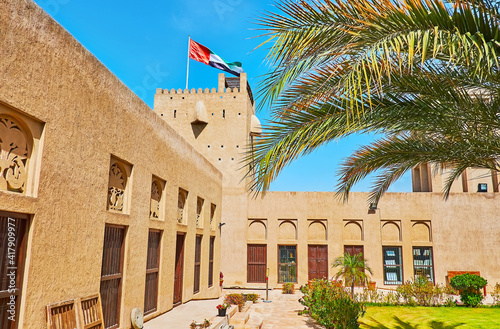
[[188, 38, 243, 77]]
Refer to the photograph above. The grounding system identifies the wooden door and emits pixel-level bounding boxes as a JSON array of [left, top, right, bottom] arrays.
[[308, 245, 328, 281], [247, 244, 266, 283], [344, 245, 365, 286], [344, 245, 364, 257], [0, 212, 29, 329], [173, 234, 185, 305]]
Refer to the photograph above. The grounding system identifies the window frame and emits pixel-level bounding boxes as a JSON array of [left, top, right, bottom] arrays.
[[193, 235, 202, 294], [412, 246, 434, 283], [382, 246, 403, 285], [278, 245, 297, 283], [208, 236, 215, 287]]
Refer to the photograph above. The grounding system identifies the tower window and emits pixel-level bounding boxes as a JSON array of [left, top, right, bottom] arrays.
[[174, 110, 176, 118], [223, 110, 225, 119]]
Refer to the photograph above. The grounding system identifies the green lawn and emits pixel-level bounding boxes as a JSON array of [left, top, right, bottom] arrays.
[[359, 306, 500, 329]]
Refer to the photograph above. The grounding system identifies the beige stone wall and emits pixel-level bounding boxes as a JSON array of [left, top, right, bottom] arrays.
[[0, 1, 222, 328], [238, 192, 500, 292]]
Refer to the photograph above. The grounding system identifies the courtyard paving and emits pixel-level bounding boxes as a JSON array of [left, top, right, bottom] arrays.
[[144, 288, 320, 329]]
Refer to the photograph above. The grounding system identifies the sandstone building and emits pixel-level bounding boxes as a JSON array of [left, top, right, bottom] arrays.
[[1, 1, 500, 329]]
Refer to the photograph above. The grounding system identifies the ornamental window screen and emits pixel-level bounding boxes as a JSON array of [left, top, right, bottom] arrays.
[[278, 245, 297, 283], [150, 179, 164, 220], [196, 197, 204, 228], [210, 204, 216, 230], [177, 188, 188, 224], [413, 247, 434, 283], [0, 116, 30, 194], [383, 246, 403, 285], [107, 159, 131, 213]]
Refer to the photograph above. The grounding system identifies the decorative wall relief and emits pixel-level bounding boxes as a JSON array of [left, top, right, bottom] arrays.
[[196, 197, 204, 227], [150, 179, 163, 219], [177, 188, 188, 224], [107, 162, 127, 212], [210, 203, 216, 230], [0, 116, 29, 193], [247, 219, 267, 240], [343, 220, 363, 241]]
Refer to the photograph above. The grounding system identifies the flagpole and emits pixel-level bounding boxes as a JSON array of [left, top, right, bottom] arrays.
[[186, 35, 190, 90]]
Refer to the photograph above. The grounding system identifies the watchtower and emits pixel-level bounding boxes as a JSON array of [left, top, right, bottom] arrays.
[[154, 73, 261, 190]]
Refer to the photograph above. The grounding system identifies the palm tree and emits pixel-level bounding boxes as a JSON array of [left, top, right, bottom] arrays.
[[332, 252, 373, 299], [249, 0, 500, 203]]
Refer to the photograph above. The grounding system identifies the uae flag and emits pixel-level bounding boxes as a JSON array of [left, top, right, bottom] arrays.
[[188, 39, 243, 77]]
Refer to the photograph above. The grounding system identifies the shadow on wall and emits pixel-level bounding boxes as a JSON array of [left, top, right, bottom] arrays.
[[359, 316, 465, 329], [192, 122, 207, 138]]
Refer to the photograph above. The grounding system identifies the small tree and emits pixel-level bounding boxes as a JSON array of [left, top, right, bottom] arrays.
[[450, 273, 487, 307], [332, 252, 373, 299]]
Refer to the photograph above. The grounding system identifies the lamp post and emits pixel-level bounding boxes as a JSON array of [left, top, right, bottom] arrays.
[[263, 267, 272, 303]]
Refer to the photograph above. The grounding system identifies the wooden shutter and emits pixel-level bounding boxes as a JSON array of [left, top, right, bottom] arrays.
[[46, 300, 79, 329], [193, 236, 202, 294], [144, 230, 161, 315], [173, 234, 185, 305], [208, 237, 214, 287], [100, 225, 125, 329], [247, 244, 267, 283], [0, 212, 29, 329]]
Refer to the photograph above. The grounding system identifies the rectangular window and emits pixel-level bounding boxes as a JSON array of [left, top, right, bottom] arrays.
[[383, 246, 403, 285], [413, 247, 434, 283], [247, 244, 267, 283], [278, 245, 297, 283], [144, 230, 161, 315], [100, 225, 126, 329], [208, 237, 215, 287], [0, 212, 29, 329], [193, 235, 202, 294]]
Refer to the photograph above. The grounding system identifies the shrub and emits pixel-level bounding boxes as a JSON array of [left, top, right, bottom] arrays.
[[396, 277, 445, 306], [224, 293, 246, 311], [358, 285, 381, 303], [300, 279, 365, 329], [282, 282, 295, 294], [245, 293, 260, 303], [492, 283, 500, 306], [450, 273, 487, 307]]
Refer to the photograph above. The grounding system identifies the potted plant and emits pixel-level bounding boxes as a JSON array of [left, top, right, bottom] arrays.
[[216, 303, 229, 316]]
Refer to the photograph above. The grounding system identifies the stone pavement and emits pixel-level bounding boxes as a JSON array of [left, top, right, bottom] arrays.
[[144, 296, 225, 329], [238, 289, 321, 329], [144, 289, 320, 329]]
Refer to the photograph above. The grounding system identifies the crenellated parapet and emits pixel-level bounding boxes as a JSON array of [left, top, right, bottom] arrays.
[[155, 73, 254, 105]]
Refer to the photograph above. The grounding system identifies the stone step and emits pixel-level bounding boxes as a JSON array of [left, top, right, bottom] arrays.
[[229, 312, 250, 329], [244, 315, 263, 329], [241, 301, 253, 313]]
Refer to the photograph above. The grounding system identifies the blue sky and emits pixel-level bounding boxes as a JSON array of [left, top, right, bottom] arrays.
[[33, 0, 411, 193]]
